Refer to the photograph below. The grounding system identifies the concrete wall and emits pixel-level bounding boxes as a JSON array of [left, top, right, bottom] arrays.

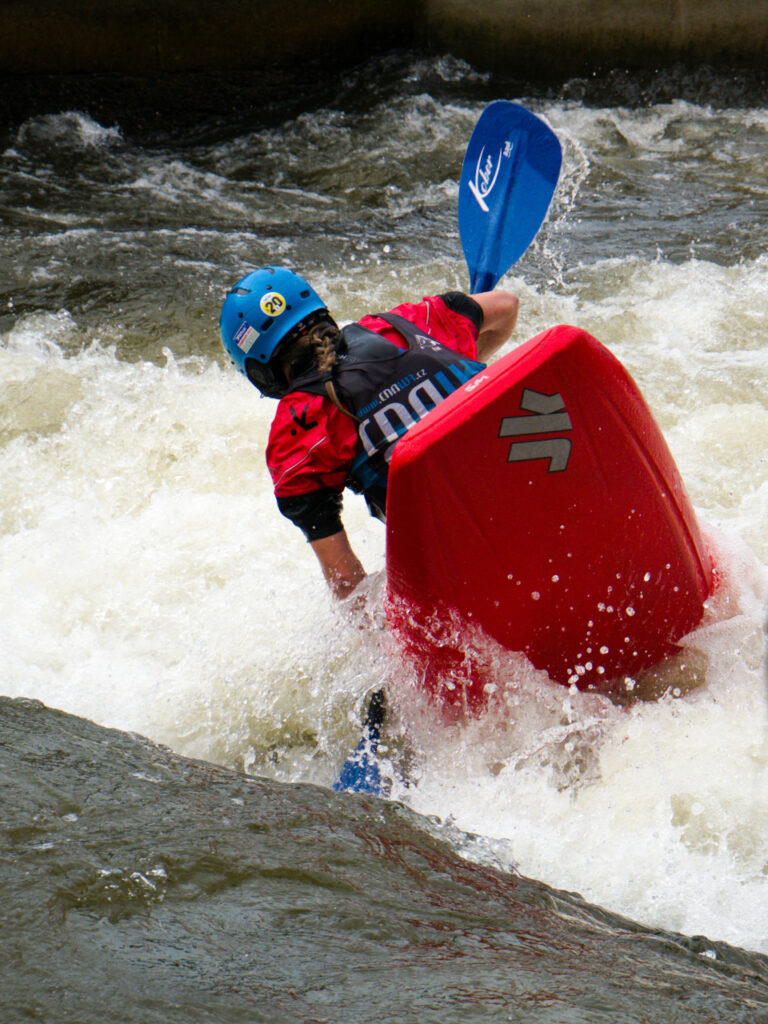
[[0, 0, 415, 74], [424, 0, 768, 78], [1, 0, 765, 76]]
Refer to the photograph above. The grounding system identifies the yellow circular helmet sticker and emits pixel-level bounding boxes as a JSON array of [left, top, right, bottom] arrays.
[[260, 292, 286, 317]]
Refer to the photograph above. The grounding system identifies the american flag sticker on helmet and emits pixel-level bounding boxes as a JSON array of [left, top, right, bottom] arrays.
[[234, 322, 259, 353]]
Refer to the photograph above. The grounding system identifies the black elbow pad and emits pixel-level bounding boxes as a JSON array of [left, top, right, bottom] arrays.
[[439, 291, 483, 331], [276, 489, 344, 542]]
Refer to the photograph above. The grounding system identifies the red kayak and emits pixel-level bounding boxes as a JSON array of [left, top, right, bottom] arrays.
[[385, 325, 714, 712]]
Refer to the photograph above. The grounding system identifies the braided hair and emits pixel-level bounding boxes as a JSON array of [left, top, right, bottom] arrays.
[[278, 313, 342, 383], [276, 312, 360, 420]]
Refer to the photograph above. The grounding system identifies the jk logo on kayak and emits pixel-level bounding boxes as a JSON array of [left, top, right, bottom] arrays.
[[468, 141, 514, 213], [499, 389, 572, 472]]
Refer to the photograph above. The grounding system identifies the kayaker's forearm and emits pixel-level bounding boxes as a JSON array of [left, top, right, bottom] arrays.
[[472, 290, 520, 361], [310, 530, 366, 599]]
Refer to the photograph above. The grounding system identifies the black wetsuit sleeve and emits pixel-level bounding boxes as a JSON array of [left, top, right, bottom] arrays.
[[276, 488, 344, 542], [438, 291, 484, 332]]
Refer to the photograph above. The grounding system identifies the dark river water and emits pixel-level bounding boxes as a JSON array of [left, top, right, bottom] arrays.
[[2, 53, 768, 1021]]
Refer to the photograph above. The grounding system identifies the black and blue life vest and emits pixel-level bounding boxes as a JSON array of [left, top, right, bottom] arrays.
[[287, 313, 485, 519]]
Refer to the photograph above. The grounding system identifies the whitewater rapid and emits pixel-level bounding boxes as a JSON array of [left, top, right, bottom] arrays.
[[2, 70, 767, 954]]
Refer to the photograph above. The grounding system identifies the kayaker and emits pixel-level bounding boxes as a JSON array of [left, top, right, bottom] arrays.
[[219, 265, 519, 599]]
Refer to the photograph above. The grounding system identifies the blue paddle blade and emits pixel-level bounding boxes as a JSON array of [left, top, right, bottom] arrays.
[[332, 733, 383, 796], [459, 101, 562, 293], [332, 690, 386, 795]]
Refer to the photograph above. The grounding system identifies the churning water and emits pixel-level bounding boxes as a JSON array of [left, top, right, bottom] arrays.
[[2, 54, 768, 1021]]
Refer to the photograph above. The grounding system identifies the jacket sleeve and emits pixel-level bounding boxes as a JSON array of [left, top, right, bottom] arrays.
[[267, 393, 357, 541], [276, 488, 344, 542], [438, 291, 484, 332]]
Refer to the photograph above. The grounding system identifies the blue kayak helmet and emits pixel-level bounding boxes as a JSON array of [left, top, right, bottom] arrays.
[[219, 266, 328, 397]]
